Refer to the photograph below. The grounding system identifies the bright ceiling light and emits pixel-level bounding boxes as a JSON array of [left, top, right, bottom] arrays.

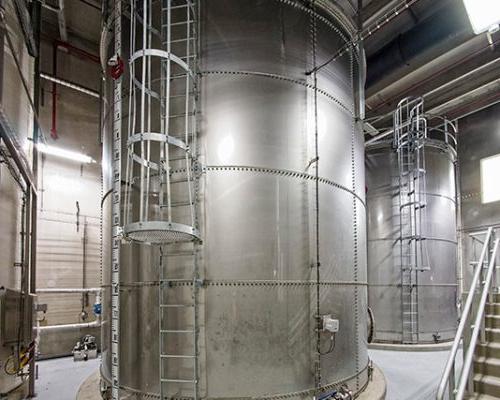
[[38, 143, 95, 164], [463, 0, 500, 34]]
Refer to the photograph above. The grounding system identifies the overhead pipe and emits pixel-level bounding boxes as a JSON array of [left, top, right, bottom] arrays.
[[368, 35, 500, 118], [51, 42, 58, 139], [49, 40, 100, 139], [29, 1, 41, 395], [363, 0, 403, 28], [366, 1, 471, 89]]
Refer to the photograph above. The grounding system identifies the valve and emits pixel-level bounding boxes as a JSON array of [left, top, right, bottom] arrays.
[[108, 55, 124, 79], [93, 302, 102, 316]]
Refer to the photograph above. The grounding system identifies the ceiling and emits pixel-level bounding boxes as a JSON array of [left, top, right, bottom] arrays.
[[37, 0, 500, 137]]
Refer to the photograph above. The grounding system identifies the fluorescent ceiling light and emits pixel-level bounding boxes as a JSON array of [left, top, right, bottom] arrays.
[[481, 154, 500, 204], [463, 0, 500, 34], [38, 143, 95, 164]]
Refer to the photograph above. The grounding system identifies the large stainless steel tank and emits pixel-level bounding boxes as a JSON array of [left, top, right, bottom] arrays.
[[366, 136, 458, 344], [102, 0, 368, 398]]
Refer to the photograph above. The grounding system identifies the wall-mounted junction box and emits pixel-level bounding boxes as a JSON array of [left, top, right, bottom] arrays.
[[322, 315, 339, 333]]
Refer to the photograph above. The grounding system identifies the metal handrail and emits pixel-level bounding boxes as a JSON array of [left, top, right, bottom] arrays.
[[436, 227, 495, 400], [457, 238, 500, 399]]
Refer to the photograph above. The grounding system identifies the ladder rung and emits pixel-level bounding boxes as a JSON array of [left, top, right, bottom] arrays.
[[170, 20, 194, 26], [169, 112, 196, 119], [160, 304, 194, 308], [161, 378, 197, 383], [160, 201, 193, 208], [170, 37, 195, 44], [161, 329, 195, 334], [163, 251, 196, 257], [161, 354, 196, 359], [169, 4, 190, 10]]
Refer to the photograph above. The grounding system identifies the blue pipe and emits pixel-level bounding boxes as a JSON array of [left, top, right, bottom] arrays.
[[317, 391, 337, 400]]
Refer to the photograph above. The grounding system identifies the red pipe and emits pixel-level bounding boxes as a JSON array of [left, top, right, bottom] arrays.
[[51, 42, 58, 139], [49, 40, 100, 139], [54, 39, 100, 64]]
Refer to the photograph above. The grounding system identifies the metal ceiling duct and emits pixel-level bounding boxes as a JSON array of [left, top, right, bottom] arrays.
[[101, 0, 368, 398], [366, 1, 471, 90]]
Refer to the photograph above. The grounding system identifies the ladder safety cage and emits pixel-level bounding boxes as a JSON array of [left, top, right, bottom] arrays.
[[123, 0, 200, 244], [393, 96, 430, 344], [123, 0, 201, 399]]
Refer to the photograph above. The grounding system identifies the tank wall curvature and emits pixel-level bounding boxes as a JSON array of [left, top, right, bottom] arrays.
[[366, 140, 458, 344], [102, 1, 368, 398]]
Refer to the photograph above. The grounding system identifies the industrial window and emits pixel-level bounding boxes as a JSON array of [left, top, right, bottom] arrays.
[[481, 154, 500, 204], [463, 0, 500, 34]]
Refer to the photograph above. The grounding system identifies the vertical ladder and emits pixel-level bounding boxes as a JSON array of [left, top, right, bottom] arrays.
[[159, 1, 199, 399], [159, 245, 200, 400], [110, 0, 122, 399], [394, 97, 428, 344]]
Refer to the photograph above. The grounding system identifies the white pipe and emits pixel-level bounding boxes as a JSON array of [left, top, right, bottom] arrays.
[[37, 287, 101, 294], [40, 73, 100, 98], [37, 317, 101, 333], [363, 0, 402, 28]]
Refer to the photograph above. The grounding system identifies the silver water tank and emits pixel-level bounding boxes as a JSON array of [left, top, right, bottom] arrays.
[[102, 0, 368, 397], [366, 134, 458, 344]]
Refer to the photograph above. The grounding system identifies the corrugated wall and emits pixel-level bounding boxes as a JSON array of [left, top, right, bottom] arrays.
[[35, 37, 102, 358], [0, 1, 34, 393]]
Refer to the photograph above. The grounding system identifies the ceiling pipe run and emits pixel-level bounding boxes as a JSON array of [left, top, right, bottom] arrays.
[[366, 1, 471, 89]]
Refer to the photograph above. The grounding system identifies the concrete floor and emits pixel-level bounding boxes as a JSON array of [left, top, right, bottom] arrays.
[[369, 348, 463, 400], [35, 350, 462, 400], [35, 357, 100, 400]]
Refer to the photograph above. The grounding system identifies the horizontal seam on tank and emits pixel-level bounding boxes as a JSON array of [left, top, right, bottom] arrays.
[[369, 283, 458, 287], [368, 237, 458, 245], [200, 70, 354, 115], [374, 329, 457, 335], [204, 165, 366, 207], [107, 280, 369, 289], [367, 192, 456, 203], [253, 363, 369, 399], [103, 363, 369, 399]]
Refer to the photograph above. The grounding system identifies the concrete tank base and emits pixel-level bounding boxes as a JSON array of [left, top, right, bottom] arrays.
[[76, 370, 100, 400], [357, 365, 387, 400], [77, 368, 386, 400], [369, 341, 454, 352]]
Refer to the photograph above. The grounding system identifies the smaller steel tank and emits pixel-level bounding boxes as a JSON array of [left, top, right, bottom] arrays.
[[366, 112, 458, 344]]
